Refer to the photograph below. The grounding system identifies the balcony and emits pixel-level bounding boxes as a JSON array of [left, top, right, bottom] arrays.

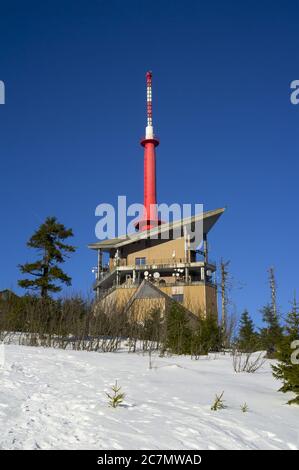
[[95, 257, 216, 292], [111, 257, 216, 270]]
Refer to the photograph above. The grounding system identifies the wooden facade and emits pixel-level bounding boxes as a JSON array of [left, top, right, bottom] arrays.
[[89, 208, 225, 320]]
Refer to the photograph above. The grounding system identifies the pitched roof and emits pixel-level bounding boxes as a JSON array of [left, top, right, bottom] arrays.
[[123, 280, 198, 325]]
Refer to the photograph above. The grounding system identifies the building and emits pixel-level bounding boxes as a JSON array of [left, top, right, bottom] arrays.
[[88, 72, 224, 319]]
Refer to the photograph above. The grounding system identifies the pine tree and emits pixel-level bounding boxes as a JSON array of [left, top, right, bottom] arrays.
[[259, 304, 283, 358], [164, 303, 192, 354], [238, 310, 258, 352], [18, 217, 75, 298], [191, 316, 222, 356], [272, 294, 299, 405]]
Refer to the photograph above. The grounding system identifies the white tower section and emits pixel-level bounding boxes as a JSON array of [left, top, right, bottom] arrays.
[[145, 71, 154, 139]]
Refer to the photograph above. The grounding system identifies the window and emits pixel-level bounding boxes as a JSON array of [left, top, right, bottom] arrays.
[[172, 294, 184, 303], [135, 257, 146, 266]]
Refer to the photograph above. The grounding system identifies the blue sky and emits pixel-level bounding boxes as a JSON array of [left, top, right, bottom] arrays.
[[0, 0, 298, 325]]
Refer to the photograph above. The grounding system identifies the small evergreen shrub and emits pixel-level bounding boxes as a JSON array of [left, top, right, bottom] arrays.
[[106, 380, 125, 408], [211, 391, 226, 411], [240, 402, 249, 413]]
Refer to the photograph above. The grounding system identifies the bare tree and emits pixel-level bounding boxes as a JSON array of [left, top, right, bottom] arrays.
[[220, 259, 230, 347], [268, 266, 278, 319]]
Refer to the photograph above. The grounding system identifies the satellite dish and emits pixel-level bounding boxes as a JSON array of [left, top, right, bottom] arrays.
[[153, 272, 160, 279]]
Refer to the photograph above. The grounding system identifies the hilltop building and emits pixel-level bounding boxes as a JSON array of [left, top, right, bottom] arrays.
[[89, 72, 224, 319]]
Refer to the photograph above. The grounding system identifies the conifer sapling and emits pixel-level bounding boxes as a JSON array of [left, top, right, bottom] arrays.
[[211, 391, 226, 411], [240, 402, 249, 413], [106, 380, 125, 408]]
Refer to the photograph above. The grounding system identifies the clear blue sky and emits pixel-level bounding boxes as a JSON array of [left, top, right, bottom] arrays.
[[0, 0, 298, 325]]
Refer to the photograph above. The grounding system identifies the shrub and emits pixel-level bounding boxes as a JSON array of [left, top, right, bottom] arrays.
[[240, 402, 249, 413], [106, 381, 125, 408], [232, 350, 266, 373], [211, 391, 226, 411]]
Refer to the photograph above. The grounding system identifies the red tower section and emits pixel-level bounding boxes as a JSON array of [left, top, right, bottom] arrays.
[[136, 71, 162, 231]]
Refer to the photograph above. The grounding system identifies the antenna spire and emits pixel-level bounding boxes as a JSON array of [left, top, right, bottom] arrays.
[[135, 71, 161, 231], [145, 71, 154, 139], [146, 71, 153, 126]]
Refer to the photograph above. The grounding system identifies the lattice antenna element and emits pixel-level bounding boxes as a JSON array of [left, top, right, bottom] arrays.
[[145, 71, 154, 139], [146, 71, 153, 126]]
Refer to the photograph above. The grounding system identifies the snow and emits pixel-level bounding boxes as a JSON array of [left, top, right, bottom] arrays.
[[0, 345, 298, 450]]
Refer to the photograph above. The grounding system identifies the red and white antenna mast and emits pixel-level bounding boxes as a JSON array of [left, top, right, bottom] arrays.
[[146, 71, 153, 132], [136, 71, 162, 231]]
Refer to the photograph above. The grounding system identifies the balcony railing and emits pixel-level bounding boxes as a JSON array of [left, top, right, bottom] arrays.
[[111, 257, 216, 269]]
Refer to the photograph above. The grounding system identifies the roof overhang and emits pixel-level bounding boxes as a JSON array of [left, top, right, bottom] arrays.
[[88, 207, 225, 251]]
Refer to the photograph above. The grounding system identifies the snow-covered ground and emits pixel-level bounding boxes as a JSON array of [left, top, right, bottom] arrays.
[[0, 344, 298, 450]]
